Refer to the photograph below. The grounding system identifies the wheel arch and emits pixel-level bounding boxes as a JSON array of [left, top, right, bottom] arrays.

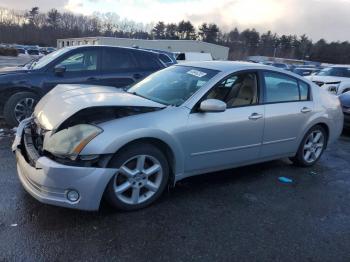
[[107, 137, 179, 185], [301, 122, 330, 148], [0, 86, 42, 114]]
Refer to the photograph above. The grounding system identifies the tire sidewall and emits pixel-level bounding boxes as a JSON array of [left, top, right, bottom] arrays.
[[295, 125, 327, 167], [4, 91, 39, 127], [105, 143, 170, 211]]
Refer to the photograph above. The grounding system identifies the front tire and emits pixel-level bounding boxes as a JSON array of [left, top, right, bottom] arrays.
[[3, 91, 39, 127], [105, 143, 169, 211], [290, 125, 327, 167]]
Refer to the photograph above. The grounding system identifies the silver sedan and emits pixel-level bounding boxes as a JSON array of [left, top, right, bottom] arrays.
[[13, 62, 344, 211]]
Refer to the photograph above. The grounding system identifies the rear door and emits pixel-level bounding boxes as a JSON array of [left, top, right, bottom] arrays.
[[98, 47, 142, 88], [132, 50, 164, 78], [261, 71, 314, 158]]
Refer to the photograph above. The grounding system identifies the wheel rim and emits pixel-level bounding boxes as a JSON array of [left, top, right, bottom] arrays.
[[113, 154, 163, 205], [303, 130, 325, 163], [14, 98, 36, 123]]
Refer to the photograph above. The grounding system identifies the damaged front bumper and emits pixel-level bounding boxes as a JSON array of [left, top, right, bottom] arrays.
[[12, 118, 117, 211]]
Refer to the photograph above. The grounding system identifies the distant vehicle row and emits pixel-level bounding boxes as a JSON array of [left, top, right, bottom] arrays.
[[1, 44, 56, 57]]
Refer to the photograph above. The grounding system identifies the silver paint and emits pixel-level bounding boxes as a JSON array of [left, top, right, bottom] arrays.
[[13, 62, 344, 210]]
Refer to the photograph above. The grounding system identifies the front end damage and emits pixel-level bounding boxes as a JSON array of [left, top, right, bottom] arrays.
[[12, 105, 161, 210]]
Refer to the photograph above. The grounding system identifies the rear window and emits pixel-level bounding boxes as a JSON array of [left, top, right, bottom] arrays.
[[263, 71, 311, 103], [263, 72, 300, 103], [102, 48, 137, 71], [159, 54, 172, 63], [133, 51, 162, 70]]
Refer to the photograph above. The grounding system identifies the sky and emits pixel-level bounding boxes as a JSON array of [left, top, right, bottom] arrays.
[[1, 0, 350, 42]]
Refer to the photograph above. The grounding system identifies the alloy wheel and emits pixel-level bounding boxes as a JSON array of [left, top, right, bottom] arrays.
[[113, 154, 163, 205], [14, 97, 36, 123], [303, 130, 325, 163]]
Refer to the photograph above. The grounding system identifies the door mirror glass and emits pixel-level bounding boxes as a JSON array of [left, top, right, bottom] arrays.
[[200, 99, 226, 112], [54, 65, 66, 76]]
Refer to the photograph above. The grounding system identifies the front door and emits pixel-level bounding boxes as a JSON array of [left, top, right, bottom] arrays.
[[182, 71, 265, 174], [42, 48, 101, 91]]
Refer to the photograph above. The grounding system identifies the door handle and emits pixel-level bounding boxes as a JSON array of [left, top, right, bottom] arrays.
[[87, 77, 98, 81], [301, 107, 312, 113], [248, 113, 263, 120]]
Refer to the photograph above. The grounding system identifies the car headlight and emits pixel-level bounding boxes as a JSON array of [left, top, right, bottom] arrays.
[[43, 124, 103, 160], [328, 85, 338, 94]]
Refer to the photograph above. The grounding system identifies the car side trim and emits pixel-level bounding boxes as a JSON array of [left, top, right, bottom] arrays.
[[263, 137, 296, 145], [191, 143, 261, 156]]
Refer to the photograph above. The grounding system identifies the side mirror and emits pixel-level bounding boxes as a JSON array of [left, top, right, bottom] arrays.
[[54, 65, 66, 76], [199, 99, 226, 113]]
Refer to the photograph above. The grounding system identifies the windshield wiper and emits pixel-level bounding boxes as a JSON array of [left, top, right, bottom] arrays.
[[128, 91, 168, 106], [129, 91, 151, 101]]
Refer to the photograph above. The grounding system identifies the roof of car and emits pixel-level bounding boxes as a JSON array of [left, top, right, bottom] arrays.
[[65, 45, 160, 56], [176, 61, 273, 73]]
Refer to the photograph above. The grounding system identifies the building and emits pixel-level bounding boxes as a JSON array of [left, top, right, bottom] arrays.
[[56, 37, 229, 60]]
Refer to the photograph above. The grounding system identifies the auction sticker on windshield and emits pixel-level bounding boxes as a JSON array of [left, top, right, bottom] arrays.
[[187, 69, 207, 78]]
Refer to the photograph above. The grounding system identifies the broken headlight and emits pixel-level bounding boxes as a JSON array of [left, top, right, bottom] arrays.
[[43, 124, 103, 160]]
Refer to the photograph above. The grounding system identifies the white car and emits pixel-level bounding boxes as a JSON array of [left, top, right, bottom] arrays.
[[175, 52, 213, 63], [306, 65, 350, 95]]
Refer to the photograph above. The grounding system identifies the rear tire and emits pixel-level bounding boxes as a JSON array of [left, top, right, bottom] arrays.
[[3, 91, 39, 127], [290, 125, 327, 167], [105, 143, 169, 211]]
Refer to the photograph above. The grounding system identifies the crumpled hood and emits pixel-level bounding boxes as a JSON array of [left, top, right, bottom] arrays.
[[306, 75, 348, 83], [34, 84, 165, 130]]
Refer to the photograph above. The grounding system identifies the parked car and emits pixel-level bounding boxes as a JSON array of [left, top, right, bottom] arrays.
[[16, 48, 27, 55], [306, 65, 350, 94], [12, 61, 343, 211], [134, 47, 177, 67], [175, 52, 213, 62], [27, 49, 40, 56], [271, 62, 290, 70], [39, 47, 57, 55], [293, 67, 320, 77], [0, 45, 168, 126], [339, 91, 350, 129]]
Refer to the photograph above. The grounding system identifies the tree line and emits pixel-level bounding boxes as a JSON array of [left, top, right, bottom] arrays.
[[0, 6, 349, 64]]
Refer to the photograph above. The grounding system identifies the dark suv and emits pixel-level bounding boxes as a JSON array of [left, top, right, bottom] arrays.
[[0, 45, 173, 126]]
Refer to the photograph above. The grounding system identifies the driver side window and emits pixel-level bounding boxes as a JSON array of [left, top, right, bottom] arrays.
[[56, 50, 98, 72], [206, 72, 258, 108]]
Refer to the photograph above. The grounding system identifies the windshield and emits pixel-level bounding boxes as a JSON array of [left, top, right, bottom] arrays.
[[31, 47, 72, 70], [128, 66, 219, 106], [317, 67, 350, 77]]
